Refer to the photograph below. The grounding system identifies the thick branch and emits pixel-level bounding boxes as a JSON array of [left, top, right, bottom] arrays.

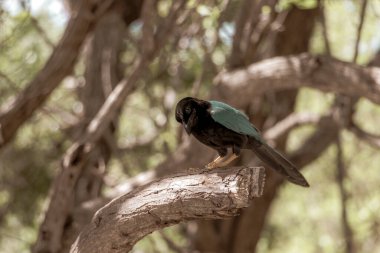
[[33, 3, 191, 252], [0, 0, 113, 149], [214, 53, 380, 106], [70, 167, 265, 253], [32, 57, 147, 253]]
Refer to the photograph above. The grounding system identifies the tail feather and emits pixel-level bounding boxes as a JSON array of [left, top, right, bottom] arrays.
[[251, 142, 309, 187]]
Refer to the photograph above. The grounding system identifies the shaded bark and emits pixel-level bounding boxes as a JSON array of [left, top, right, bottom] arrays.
[[214, 54, 380, 107], [225, 7, 318, 252], [336, 135, 356, 253], [0, 0, 113, 150], [193, 6, 319, 252], [70, 167, 265, 253], [59, 1, 141, 251], [33, 2, 188, 252], [229, 0, 278, 69]]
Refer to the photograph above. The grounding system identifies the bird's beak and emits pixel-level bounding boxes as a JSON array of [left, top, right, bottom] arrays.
[[184, 123, 191, 135]]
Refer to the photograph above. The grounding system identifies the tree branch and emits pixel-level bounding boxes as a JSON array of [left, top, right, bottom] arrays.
[[214, 53, 380, 106], [336, 135, 355, 253], [0, 69, 18, 91], [70, 167, 265, 253], [29, 15, 55, 48], [33, 2, 190, 252], [349, 123, 380, 149], [353, 0, 368, 63], [0, 0, 114, 149], [158, 230, 186, 253], [318, 0, 331, 56], [263, 112, 320, 141]]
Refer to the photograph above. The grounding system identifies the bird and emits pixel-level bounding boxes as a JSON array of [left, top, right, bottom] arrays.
[[175, 97, 309, 187]]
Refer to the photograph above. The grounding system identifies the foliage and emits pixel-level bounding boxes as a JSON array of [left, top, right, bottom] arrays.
[[1, 0, 380, 252]]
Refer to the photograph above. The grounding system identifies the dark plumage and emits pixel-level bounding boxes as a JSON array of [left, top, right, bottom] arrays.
[[175, 97, 309, 187]]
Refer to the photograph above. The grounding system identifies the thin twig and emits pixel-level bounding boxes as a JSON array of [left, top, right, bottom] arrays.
[[349, 123, 380, 149], [19, 1, 55, 48], [0, 69, 19, 91], [264, 112, 320, 141], [141, 0, 156, 58], [29, 16, 55, 48], [33, 3, 190, 252], [259, 7, 289, 60], [147, 236, 161, 253], [158, 230, 186, 253], [353, 0, 368, 63], [93, 0, 115, 18], [228, 0, 253, 69], [318, 0, 331, 56], [336, 135, 355, 253], [0, 0, 114, 150], [245, 0, 278, 62], [154, 0, 187, 52]]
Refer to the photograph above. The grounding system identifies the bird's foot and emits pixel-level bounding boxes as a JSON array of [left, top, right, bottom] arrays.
[[205, 156, 223, 169], [205, 154, 239, 169], [217, 154, 239, 167], [205, 161, 218, 170]]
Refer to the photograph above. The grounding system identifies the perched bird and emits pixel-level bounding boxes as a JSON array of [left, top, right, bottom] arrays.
[[175, 97, 309, 187]]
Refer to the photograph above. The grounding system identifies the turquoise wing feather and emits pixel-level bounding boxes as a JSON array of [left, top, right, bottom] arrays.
[[209, 101, 262, 141]]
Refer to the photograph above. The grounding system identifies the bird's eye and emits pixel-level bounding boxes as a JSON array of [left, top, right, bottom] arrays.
[[185, 107, 192, 114]]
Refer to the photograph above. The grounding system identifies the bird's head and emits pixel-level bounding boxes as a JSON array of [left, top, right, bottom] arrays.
[[175, 97, 209, 135]]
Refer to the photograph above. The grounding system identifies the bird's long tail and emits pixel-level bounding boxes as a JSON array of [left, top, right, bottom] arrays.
[[251, 141, 309, 187]]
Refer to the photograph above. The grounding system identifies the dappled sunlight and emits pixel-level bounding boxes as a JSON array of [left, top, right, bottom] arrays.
[[1, 0, 380, 252]]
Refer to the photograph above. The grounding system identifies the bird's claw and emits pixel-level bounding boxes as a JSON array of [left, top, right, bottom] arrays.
[[205, 154, 239, 170], [205, 162, 218, 170], [205, 155, 223, 170]]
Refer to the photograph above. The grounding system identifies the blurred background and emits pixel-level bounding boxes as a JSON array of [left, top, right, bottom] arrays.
[[1, 0, 380, 252]]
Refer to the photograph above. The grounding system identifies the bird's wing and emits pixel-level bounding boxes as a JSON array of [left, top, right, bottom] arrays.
[[209, 101, 262, 141]]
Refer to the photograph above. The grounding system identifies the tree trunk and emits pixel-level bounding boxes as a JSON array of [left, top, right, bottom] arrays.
[[59, 3, 126, 252], [0, 0, 107, 150], [193, 5, 319, 252], [32, 1, 143, 253]]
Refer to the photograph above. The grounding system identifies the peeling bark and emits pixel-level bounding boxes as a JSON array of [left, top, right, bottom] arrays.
[[70, 167, 265, 253]]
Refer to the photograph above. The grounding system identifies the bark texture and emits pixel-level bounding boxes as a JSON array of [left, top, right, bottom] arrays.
[[70, 167, 265, 253], [33, 2, 188, 252], [215, 53, 380, 106], [221, 7, 319, 252], [33, 1, 145, 252], [193, 6, 319, 252], [59, 1, 139, 251], [0, 0, 113, 149]]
